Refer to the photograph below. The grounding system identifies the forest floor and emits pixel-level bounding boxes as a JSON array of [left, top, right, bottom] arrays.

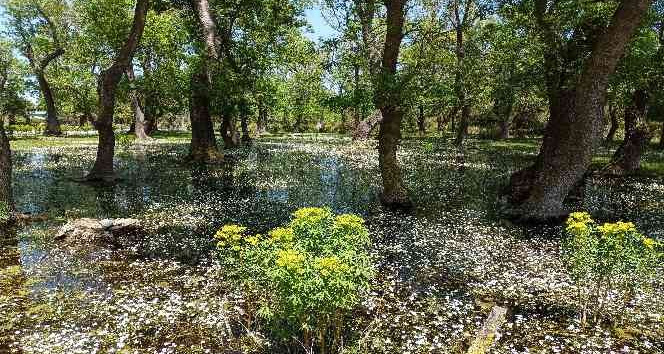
[[1, 132, 663, 353]]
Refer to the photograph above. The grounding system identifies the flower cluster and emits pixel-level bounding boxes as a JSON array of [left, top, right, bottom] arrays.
[[214, 207, 373, 349], [563, 211, 661, 326]]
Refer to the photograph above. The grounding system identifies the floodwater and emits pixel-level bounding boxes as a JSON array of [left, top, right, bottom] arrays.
[[1, 136, 663, 353]]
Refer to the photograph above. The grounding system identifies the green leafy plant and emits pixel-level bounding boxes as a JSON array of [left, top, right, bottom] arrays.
[[563, 212, 662, 326], [116, 134, 136, 149], [215, 207, 374, 352]]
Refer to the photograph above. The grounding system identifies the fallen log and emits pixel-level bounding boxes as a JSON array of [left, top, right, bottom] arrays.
[[467, 305, 508, 354]]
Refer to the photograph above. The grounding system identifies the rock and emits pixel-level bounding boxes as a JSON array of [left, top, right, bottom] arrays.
[[55, 218, 142, 247]]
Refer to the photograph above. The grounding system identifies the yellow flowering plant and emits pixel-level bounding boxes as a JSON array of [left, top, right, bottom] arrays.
[[214, 207, 373, 351], [562, 212, 662, 326]]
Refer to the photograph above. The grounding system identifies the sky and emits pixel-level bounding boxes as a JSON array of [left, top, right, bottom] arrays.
[[303, 6, 338, 43]]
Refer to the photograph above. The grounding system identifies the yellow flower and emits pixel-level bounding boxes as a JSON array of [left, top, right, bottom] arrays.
[[276, 249, 305, 271], [293, 207, 331, 223], [269, 227, 294, 243], [246, 236, 259, 246], [334, 214, 365, 228], [643, 237, 656, 250], [215, 225, 247, 241], [567, 212, 593, 226], [314, 256, 348, 276], [566, 221, 589, 235], [598, 221, 636, 238]]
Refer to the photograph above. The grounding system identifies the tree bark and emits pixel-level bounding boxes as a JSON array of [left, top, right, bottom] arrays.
[[417, 105, 426, 135], [607, 89, 650, 174], [503, 0, 651, 221], [125, 66, 150, 141], [256, 99, 267, 135], [222, 115, 240, 149], [23, 39, 64, 136], [0, 119, 14, 227], [189, 64, 223, 162], [374, 0, 410, 208], [35, 70, 61, 136], [604, 103, 619, 145], [240, 112, 251, 143], [352, 109, 382, 140], [86, 0, 149, 182], [453, 5, 470, 147], [188, 0, 224, 163]]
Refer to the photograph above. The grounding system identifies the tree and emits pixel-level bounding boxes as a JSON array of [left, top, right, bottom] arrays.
[[186, 0, 224, 163], [4, 0, 68, 135], [0, 41, 15, 227], [86, 0, 149, 182], [503, 0, 653, 221]]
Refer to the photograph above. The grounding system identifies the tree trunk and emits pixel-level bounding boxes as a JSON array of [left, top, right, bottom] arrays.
[[375, 0, 410, 208], [659, 121, 664, 150], [503, 0, 651, 221], [437, 114, 444, 132], [378, 106, 409, 206], [189, 64, 223, 162], [256, 100, 267, 136], [604, 103, 619, 145], [36, 70, 61, 136], [222, 115, 240, 149], [352, 109, 382, 140], [241, 113, 251, 143], [188, 0, 224, 163], [417, 105, 426, 136], [125, 66, 150, 141], [86, 0, 149, 182], [0, 119, 14, 227], [453, 18, 469, 147], [607, 89, 650, 174]]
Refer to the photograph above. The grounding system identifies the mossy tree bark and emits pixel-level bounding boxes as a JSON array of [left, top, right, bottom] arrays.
[[503, 0, 651, 221], [86, 0, 149, 182]]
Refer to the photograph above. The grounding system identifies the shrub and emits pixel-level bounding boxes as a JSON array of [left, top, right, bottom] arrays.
[[215, 207, 374, 351], [562, 212, 662, 326]]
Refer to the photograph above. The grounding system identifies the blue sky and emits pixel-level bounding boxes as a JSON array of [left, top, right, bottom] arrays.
[[303, 6, 338, 42]]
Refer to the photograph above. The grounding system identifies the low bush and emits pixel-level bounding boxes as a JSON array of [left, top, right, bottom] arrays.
[[563, 212, 662, 326], [215, 207, 374, 352]]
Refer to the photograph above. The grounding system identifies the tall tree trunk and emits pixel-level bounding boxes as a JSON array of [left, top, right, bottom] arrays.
[[240, 112, 251, 143], [189, 64, 222, 162], [417, 105, 426, 136], [188, 0, 224, 162], [453, 19, 469, 147], [503, 0, 651, 221], [604, 103, 619, 144], [437, 114, 444, 132], [375, 0, 410, 208], [0, 119, 14, 227], [256, 100, 267, 135], [86, 0, 149, 182], [36, 70, 61, 136], [125, 66, 150, 141], [222, 115, 240, 149], [607, 89, 650, 174]]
